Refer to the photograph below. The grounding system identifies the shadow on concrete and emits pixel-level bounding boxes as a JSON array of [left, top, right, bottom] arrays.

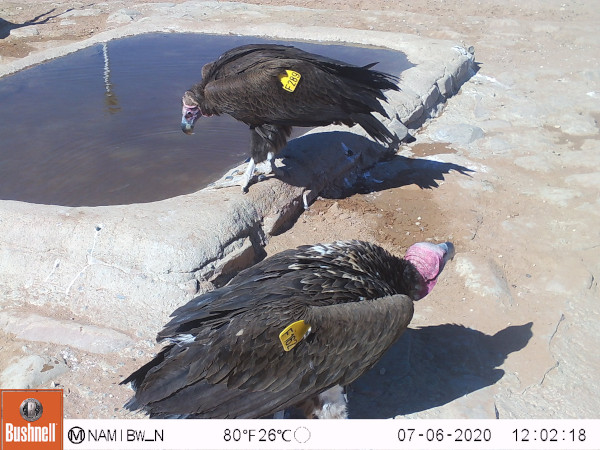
[[252, 130, 473, 236], [345, 153, 473, 196], [278, 130, 472, 199], [348, 322, 533, 418], [0, 9, 69, 39]]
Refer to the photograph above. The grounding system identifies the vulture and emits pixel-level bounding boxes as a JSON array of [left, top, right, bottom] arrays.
[[181, 44, 401, 192], [121, 240, 454, 419]]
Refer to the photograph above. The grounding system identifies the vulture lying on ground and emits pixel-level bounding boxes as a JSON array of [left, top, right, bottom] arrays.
[[181, 44, 401, 192], [121, 240, 454, 419]]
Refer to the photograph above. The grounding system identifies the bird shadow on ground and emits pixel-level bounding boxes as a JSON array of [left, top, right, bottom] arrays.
[[339, 152, 474, 197], [348, 322, 533, 418], [0, 9, 69, 39], [277, 130, 473, 200]]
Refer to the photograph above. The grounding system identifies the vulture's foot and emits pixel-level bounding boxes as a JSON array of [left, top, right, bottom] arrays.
[[302, 190, 310, 210], [240, 158, 257, 193], [204, 160, 256, 192], [205, 156, 286, 193], [256, 166, 286, 183], [297, 385, 348, 419], [252, 156, 287, 186], [255, 154, 286, 178], [268, 164, 287, 179]]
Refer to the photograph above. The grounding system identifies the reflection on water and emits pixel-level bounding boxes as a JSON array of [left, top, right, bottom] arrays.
[[0, 33, 412, 206], [103, 43, 121, 115]]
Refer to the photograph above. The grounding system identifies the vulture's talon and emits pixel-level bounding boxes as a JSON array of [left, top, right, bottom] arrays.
[[302, 191, 310, 210]]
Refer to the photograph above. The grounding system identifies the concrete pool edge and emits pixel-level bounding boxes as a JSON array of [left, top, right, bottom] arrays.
[[1, 2, 465, 78], [0, 4, 475, 338]]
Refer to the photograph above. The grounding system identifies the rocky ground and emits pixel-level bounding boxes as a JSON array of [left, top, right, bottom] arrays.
[[1, 0, 599, 420]]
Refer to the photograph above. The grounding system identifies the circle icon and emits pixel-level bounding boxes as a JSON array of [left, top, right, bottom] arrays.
[[19, 398, 43, 422], [294, 426, 311, 443], [68, 426, 86, 444]]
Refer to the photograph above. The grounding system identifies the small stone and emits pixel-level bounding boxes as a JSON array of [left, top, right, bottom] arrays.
[[178, 279, 199, 296], [107, 9, 142, 24]]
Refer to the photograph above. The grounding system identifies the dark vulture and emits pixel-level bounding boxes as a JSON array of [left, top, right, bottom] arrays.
[[181, 44, 401, 192], [121, 240, 454, 419]]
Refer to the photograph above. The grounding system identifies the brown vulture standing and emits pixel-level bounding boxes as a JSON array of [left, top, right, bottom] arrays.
[[121, 240, 454, 419], [181, 44, 401, 192]]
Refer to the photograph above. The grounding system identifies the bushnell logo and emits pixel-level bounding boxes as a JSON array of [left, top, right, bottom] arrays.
[[20, 397, 44, 422], [1, 389, 62, 449]]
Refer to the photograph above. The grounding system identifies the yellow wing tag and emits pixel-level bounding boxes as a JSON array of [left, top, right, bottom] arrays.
[[278, 70, 302, 93], [279, 320, 311, 351]]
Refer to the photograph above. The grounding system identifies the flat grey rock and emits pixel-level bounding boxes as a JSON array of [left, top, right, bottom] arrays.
[[107, 9, 143, 24], [454, 254, 513, 308], [61, 9, 103, 18], [1, 355, 68, 389], [432, 124, 485, 146], [0, 311, 133, 354], [10, 26, 39, 37], [560, 114, 599, 136]]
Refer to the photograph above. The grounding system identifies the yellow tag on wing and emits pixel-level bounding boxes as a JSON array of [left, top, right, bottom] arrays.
[[279, 320, 311, 351], [278, 70, 302, 93]]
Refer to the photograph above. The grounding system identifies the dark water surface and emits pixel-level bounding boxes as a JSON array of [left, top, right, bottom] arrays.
[[0, 33, 411, 206]]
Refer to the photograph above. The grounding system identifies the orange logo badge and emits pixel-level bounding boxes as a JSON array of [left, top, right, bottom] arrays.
[[1, 389, 63, 449]]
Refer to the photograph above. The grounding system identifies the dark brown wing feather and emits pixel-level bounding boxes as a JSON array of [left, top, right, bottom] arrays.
[[195, 44, 399, 143], [203, 44, 395, 86], [122, 241, 420, 418], [125, 294, 413, 418]]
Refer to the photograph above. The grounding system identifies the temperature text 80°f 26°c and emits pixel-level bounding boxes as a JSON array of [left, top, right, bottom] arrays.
[[224, 428, 292, 443]]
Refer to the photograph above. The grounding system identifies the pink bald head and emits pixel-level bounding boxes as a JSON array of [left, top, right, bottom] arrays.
[[404, 242, 454, 300]]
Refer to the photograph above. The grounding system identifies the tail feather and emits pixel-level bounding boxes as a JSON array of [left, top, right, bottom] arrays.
[[121, 350, 164, 388], [329, 64, 399, 123], [333, 63, 399, 94], [352, 113, 398, 145]]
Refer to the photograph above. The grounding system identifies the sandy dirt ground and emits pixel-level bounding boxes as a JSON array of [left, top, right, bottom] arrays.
[[1, 0, 599, 420]]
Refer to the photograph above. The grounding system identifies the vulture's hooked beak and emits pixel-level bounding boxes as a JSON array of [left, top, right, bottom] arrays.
[[439, 242, 456, 265], [404, 241, 456, 300], [181, 101, 200, 135]]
